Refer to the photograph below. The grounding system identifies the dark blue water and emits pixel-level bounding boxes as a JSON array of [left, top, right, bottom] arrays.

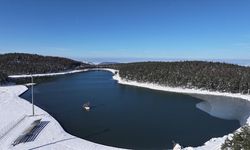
[[21, 71, 239, 149]]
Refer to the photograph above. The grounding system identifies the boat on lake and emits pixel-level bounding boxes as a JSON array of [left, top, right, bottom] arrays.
[[83, 102, 90, 111]]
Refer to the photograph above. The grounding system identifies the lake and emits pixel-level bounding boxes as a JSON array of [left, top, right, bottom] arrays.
[[21, 71, 240, 149]]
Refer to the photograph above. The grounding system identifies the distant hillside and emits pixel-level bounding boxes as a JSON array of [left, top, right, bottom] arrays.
[[99, 62, 119, 65], [0, 53, 90, 76], [110, 61, 250, 94]]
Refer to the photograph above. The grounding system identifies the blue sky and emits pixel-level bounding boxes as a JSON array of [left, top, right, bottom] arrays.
[[0, 0, 250, 62]]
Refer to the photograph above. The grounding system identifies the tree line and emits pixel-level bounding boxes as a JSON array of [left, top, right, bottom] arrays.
[[0, 53, 90, 84], [106, 61, 250, 94], [2, 53, 250, 94]]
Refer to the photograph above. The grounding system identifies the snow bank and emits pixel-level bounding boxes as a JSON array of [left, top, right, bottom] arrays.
[[8, 68, 117, 79], [8, 70, 87, 78], [112, 72, 250, 105], [110, 69, 250, 124], [0, 85, 123, 150]]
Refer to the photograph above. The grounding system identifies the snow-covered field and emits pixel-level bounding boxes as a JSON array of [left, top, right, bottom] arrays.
[[4, 68, 250, 150]]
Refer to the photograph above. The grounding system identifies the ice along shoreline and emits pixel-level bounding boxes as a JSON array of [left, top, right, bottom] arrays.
[[97, 68, 250, 150], [7, 68, 250, 150]]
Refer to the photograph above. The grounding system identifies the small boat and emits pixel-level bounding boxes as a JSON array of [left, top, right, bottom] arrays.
[[83, 102, 90, 111]]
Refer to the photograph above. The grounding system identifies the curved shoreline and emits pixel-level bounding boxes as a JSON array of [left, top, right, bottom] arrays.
[[103, 68, 250, 150], [70, 68, 250, 149], [8, 69, 88, 78], [0, 86, 123, 149], [7, 68, 250, 150]]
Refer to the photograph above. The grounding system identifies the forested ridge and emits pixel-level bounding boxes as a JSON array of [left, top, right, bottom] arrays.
[[0, 53, 89, 84], [107, 61, 250, 94], [2, 53, 250, 94]]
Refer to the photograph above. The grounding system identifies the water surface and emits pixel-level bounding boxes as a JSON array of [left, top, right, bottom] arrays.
[[21, 71, 239, 149]]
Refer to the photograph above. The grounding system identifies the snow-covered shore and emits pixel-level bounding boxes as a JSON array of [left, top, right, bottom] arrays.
[[111, 70, 250, 105], [108, 69, 250, 150], [5, 68, 250, 150], [8, 68, 116, 79], [8, 69, 87, 78], [0, 85, 123, 150]]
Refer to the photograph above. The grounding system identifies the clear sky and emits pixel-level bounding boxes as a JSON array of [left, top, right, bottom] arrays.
[[0, 0, 250, 61]]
